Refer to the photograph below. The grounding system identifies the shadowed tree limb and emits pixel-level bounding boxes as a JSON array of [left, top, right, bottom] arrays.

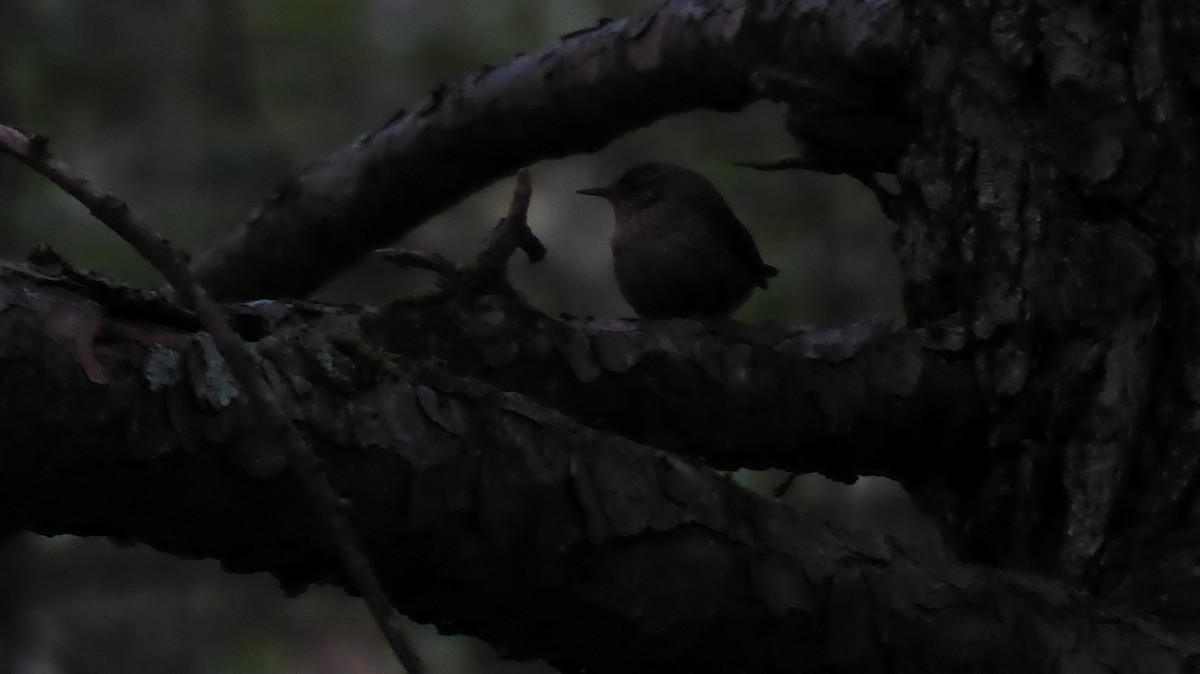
[[364, 295, 985, 486], [0, 265, 1192, 673], [0, 123, 429, 674], [188, 0, 912, 301]]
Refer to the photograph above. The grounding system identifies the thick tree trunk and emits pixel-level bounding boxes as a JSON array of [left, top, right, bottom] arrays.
[[890, 2, 1200, 592]]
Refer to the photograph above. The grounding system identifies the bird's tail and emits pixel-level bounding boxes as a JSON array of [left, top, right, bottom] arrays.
[[758, 263, 780, 288]]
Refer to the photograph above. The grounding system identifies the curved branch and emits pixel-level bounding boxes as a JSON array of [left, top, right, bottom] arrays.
[[0, 266, 1188, 673], [189, 0, 910, 301]]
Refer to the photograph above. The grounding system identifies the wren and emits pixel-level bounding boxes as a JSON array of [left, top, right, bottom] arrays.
[[578, 162, 778, 318]]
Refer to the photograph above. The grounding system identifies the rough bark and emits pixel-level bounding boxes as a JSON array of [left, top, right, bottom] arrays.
[[364, 289, 985, 485], [0, 265, 1193, 673], [885, 1, 1200, 590]]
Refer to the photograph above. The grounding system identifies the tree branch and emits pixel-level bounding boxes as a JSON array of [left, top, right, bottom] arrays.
[[0, 265, 1190, 673], [188, 0, 912, 301], [365, 292, 985, 486], [0, 123, 428, 674]]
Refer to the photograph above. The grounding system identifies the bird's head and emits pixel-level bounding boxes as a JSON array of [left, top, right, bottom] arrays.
[[577, 162, 690, 212]]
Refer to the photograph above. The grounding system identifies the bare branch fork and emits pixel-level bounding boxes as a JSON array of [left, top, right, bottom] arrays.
[[376, 167, 546, 290], [0, 123, 428, 674]]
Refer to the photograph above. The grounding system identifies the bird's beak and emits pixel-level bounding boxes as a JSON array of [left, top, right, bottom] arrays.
[[576, 187, 611, 198]]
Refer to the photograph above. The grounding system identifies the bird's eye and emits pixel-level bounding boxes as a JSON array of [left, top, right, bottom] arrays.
[[620, 170, 658, 195]]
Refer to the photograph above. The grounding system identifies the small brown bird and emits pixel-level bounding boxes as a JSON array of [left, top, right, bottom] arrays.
[[578, 162, 778, 318]]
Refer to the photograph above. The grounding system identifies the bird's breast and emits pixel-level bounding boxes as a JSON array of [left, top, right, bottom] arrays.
[[610, 220, 757, 318]]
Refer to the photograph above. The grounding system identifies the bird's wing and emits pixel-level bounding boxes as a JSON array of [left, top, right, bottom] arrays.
[[708, 196, 778, 286]]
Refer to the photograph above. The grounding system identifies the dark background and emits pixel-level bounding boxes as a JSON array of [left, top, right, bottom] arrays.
[[0, 1, 912, 672]]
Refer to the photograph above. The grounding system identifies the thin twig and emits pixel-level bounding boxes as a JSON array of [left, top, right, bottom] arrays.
[[375, 247, 459, 278], [375, 171, 544, 297], [736, 157, 897, 218], [735, 155, 826, 172], [0, 123, 428, 674], [773, 471, 802, 498], [471, 169, 545, 273]]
